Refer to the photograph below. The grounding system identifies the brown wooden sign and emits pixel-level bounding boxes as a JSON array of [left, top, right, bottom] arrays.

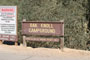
[[22, 20, 64, 51], [25, 37, 59, 42], [0, 34, 17, 41], [22, 21, 64, 36]]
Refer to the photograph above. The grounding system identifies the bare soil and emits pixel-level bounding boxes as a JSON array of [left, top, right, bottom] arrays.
[[0, 44, 90, 60]]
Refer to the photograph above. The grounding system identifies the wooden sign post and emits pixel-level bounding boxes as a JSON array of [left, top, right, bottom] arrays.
[[22, 19, 64, 51], [0, 6, 18, 45], [0, 40, 2, 44]]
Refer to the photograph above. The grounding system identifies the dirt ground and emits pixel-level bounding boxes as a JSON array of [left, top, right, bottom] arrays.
[[0, 44, 90, 60]]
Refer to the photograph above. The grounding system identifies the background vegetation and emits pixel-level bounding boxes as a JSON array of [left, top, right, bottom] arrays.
[[0, 0, 90, 50]]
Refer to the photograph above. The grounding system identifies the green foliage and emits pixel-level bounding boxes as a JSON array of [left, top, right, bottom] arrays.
[[0, 0, 90, 50]]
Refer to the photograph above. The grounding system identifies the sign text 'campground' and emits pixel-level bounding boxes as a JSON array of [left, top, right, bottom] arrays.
[[22, 21, 64, 36]]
